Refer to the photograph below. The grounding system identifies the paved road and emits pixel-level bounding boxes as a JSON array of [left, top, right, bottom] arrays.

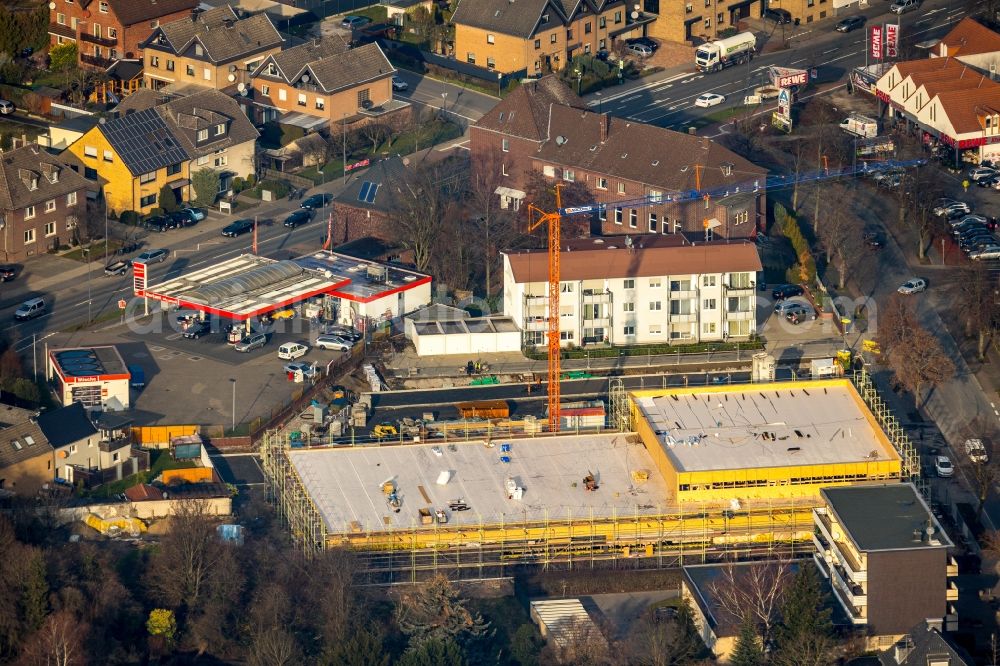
[[592, 0, 972, 131], [392, 70, 498, 126]]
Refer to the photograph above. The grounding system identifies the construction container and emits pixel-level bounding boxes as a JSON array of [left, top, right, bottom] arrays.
[[456, 400, 509, 419], [558, 401, 606, 429]]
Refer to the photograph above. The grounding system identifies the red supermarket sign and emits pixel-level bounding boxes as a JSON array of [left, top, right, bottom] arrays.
[[871, 25, 883, 60], [778, 71, 807, 88]]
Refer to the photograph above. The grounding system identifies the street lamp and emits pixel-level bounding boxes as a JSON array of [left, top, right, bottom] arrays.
[[82, 248, 92, 323], [574, 67, 583, 95], [497, 71, 503, 97], [595, 92, 602, 114], [440, 92, 448, 119], [230, 378, 237, 431], [103, 192, 109, 264]]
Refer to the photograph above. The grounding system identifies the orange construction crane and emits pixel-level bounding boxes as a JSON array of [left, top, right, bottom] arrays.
[[526, 186, 564, 432]]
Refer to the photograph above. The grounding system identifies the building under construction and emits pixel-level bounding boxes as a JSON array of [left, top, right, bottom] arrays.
[[261, 370, 920, 581]]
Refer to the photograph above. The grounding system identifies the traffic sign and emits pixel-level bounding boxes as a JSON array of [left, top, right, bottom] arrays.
[[118, 299, 127, 310]]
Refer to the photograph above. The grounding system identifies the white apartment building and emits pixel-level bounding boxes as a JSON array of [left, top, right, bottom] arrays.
[[502, 237, 761, 347]]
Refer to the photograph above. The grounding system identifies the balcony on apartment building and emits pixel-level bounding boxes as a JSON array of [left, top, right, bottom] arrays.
[[814, 510, 868, 582], [48, 22, 77, 40], [725, 280, 755, 294], [668, 310, 697, 323], [832, 563, 868, 608], [81, 53, 115, 68], [80, 32, 117, 48], [726, 309, 756, 321]]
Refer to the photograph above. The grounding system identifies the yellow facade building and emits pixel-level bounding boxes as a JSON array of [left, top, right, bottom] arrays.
[[451, 0, 634, 75]]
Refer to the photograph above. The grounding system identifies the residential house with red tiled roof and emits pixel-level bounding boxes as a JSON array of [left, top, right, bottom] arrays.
[[932, 17, 1000, 75], [49, 0, 199, 70], [471, 76, 766, 239]]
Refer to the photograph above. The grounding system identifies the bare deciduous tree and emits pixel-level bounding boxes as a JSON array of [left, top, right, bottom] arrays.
[[957, 263, 1000, 361], [390, 159, 466, 272], [539, 616, 612, 665], [621, 601, 703, 666], [895, 168, 946, 259], [707, 560, 792, 646], [359, 122, 392, 154], [248, 627, 300, 666], [18, 611, 86, 666], [886, 323, 955, 408], [467, 147, 521, 297], [148, 501, 228, 610]]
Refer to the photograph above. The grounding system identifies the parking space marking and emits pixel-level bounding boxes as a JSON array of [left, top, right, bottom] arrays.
[[165, 333, 182, 340], [149, 345, 165, 352]]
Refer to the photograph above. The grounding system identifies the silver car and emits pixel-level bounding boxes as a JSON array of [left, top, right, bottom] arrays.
[[234, 332, 267, 352], [315, 334, 353, 351]]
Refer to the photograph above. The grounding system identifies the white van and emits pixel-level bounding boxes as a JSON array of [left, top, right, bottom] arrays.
[[14, 297, 45, 321], [277, 342, 309, 360]]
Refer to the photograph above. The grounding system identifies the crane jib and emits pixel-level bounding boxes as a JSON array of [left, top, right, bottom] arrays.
[[556, 158, 926, 217]]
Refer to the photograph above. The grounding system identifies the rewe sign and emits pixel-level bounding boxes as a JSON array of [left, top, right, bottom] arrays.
[[871, 25, 883, 60]]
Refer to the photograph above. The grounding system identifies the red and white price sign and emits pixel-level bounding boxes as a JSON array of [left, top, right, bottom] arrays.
[[133, 262, 146, 297]]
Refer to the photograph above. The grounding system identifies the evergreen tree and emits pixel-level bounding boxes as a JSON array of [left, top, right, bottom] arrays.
[[396, 637, 464, 666], [772, 565, 835, 666], [326, 627, 389, 666], [730, 619, 765, 666], [158, 184, 179, 213], [395, 575, 490, 648]]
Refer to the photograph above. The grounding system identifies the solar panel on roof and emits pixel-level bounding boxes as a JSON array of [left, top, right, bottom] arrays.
[[358, 182, 372, 202], [364, 184, 379, 204]]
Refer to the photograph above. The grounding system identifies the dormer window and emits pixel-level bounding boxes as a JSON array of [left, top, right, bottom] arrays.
[[721, 162, 733, 176], [215, 123, 226, 136], [197, 128, 209, 141], [266, 62, 277, 76], [194, 43, 204, 56]]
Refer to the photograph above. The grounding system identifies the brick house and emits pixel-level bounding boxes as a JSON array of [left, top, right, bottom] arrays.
[[451, 0, 634, 76], [0, 145, 91, 260], [470, 77, 766, 240], [249, 39, 402, 131], [139, 5, 283, 92], [49, 0, 199, 70], [329, 156, 406, 246], [0, 405, 54, 497], [643, 0, 762, 44]]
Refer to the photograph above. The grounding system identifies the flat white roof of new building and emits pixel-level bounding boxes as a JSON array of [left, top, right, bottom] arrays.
[[288, 433, 670, 534], [632, 383, 897, 473]]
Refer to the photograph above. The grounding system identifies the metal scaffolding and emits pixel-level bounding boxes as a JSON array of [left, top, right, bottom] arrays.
[[851, 368, 924, 496], [609, 377, 631, 432], [260, 430, 327, 555]]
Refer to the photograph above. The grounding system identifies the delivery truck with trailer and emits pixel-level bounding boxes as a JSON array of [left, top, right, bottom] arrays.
[[695, 32, 756, 72]]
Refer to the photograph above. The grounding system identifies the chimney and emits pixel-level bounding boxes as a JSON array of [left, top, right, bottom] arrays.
[[600, 113, 609, 143]]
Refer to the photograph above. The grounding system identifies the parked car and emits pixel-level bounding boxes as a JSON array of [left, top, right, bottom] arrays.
[[626, 42, 654, 57], [166, 210, 191, 228], [222, 219, 255, 237], [0, 265, 17, 281], [277, 342, 309, 360], [695, 93, 726, 108], [625, 36, 659, 52], [182, 320, 212, 339], [897, 278, 927, 294], [965, 438, 989, 464], [950, 213, 990, 228], [300, 193, 332, 210], [763, 7, 792, 23], [283, 209, 313, 228], [835, 15, 865, 32], [134, 249, 168, 264], [969, 246, 1000, 260], [341, 15, 370, 28], [283, 361, 318, 379], [771, 284, 804, 300], [315, 334, 354, 351], [0, 100, 14, 115], [391, 76, 408, 92], [863, 231, 883, 250], [933, 201, 970, 217], [179, 207, 206, 223], [969, 166, 997, 182], [774, 299, 810, 316], [890, 0, 920, 14], [143, 215, 170, 232], [14, 297, 45, 321], [934, 455, 953, 477], [323, 325, 362, 341], [234, 332, 268, 352], [783, 303, 817, 323]]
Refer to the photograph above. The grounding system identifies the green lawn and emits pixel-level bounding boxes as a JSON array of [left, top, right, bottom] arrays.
[[81, 450, 196, 498], [352, 6, 388, 22]]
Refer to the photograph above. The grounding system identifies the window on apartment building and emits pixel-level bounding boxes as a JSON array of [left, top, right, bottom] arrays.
[[167, 163, 181, 176], [24, 206, 35, 220], [599, 17, 606, 28], [102, 150, 113, 162], [45, 221, 56, 236], [806, 15, 813, 22], [108, 27, 116, 38], [535, 39, 541, 49], [84, 146, 97, 158], [629, 209, 637, 227], [819, 10, 827, 18], [166, 59, 174, 71], [502, 138, 509, 152], [278, 88, 287, 101], [203, 68, 211, 80], [297, 93, 306, 107], [358, 89, 371, 108], [649, 324, 661, 335], [704, 18, 711, 28], [703, 275, 717, 287], [67, 192, 77, 206], [257, 84, 268, 96], [214, 155, 227, 167], [213, 123, 225, 136], [501, 163, 509, 176], [23, 229, 34, 244], [614, 207, 622, 224], [599, 38, 606, 49], [733, 209, 749, 225], [617, 181, 626, 194], [670, 299, 690, 315], [140, 194, 156, 207], [648, 212, 657, 232], [315, 98, 325, 110], [728, 320, 750, 337], [99, 0, 108, 12], [703, 298, 716, 309], [596, 177, 607, 189], [44, 199, 56, 213], [560, 282, 574, 293], [584, 44, 591, 54], [534, 60, 541, 71], [718, 12, 724, 25], [623, 302, 635, 313], [614, 11, 622, 24], [550, 33, 557, 44], [197, 155, 209, 166], [567, 29, 573, 40], [195, 44, 204, 56], [930, 105, 936, 122], [487, 33, 495, 44], [150, 56, 159, 68], [704, 0, 710, 5], [139, 171, 156, 184], [623, 279, 635, 289], [560, 331, 574, 341], [685, 3, 693, 13], [649, 278, 661, 288], [543, 165, 556, 177], [649, 301, 661, 311], [197, 128, 209, 141], [57, 13, 65, 24], [563, 170, 575, 182], [487, 57, 495, 69], [728, 296, 752, 311], [84, 167, 97, 179], [624, 325, 635, 336], [467, 52, 476, 64], [585, 22, 592, 34], [598, 207, 606, 222], [703, 322, 717, 334], [186, 64, 195, 76]]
